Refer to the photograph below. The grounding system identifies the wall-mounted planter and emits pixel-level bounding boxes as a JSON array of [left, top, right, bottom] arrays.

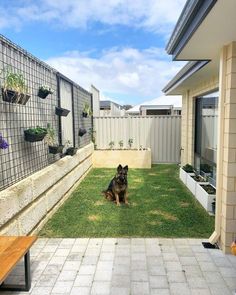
[[195, 183, 216, 212], [82, 112, 88, 118], [49, 145, 64, 154], [55, 107, 70, 117], [79, 128, 87, 137], [38, 89, 51, 99], [66, 147, 78, 156], [2, 89, 30, 105], [24, 129, 47, 142]]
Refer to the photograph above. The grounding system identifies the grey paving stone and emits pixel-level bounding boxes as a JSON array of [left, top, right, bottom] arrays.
[[169, 282, 191, 295], [94, 269, 113, 281], [163, 253, 180, 262], [42, 264, 62, 275], [202, 271, 225, 284], [131, 245, 146, 253], [74, 274, 93, 287], [91, 281, 111, 294], [190, 289, 211, 295], [186, 277, 208, 289], [111, 275, 131, 287], [165, 261, 183, 271], [219, 266, 236, 278], [131, 281, 150, 295], [167, 271, 186, 283], [62, 260, 81, 271], [150, 289, 170, 295], [147, 256, 164, 266], [114, 256, 131, 266], [131, 260, 147, 270], [131, 270, 148, 282], [199, 262, 218, 272], [194, 253, 213, 262], [81, 256, 99, 265], [31, 286, 52, 295], [131, 253, 146, 262], [149, 275, 169, 288], [148, 265, 166, 276], [57, 270, 77, 281], [35, 274, 58, 286], [179, 256, 198, 266], [110, 287, 130, 295], [131, 238, 145, 245], [99, 252, 115, 261], [208, 283, 232, 295], [113, 264, 130, 275], [79, 265, 97, 275], [70, 287, 91, 295], [96, 261, 113, 271], [51, 281, 73, 293]]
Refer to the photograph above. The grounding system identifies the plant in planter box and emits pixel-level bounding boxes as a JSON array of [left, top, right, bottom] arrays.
[[38, 85, 54, 99], [24, 126, 47, 142], [182, 164, 194, 173], [118, 140, 124, 149], [0, 133, 9, 149], [128, 138, 133, 149], [44, 123, 64, 154], [200, 163, 212, 178], [65, 140, 77, 156], [82, 102, 92, 117], [109, 141, 115, 150], [195, 183, 216, 213], [180, 163, 195, 186], [1, 68, 30, 105]]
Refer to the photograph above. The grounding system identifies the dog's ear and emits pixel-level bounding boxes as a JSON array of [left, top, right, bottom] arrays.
[[124, 165, 128, 171], [117, 164, 122, 171]]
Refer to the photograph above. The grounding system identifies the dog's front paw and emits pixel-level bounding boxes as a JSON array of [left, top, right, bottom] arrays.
[[125, 201, 129, 205], [116, 202, 121, 206]]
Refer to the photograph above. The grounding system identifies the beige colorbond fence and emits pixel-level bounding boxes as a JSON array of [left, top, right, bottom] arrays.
[[93, 116, 181, 163]]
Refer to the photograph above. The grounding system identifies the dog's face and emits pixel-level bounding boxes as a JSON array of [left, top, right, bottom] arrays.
[[116, 164, 128, 184]]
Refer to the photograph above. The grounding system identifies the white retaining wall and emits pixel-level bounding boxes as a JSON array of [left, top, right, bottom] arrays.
[[0, 143, 93, 236]]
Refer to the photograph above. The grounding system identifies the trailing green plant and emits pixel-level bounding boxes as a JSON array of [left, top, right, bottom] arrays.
[[109, 141, 115, 149], [25, 126, 47, 135], [45, 123, 58, 146], [83, 102, 93, 116], [128, 138, 133, 149], [118, 140, 124, 149], [39, 85, 54, 94], [182, 164, 194, 173], [88, 127, 96, 145]]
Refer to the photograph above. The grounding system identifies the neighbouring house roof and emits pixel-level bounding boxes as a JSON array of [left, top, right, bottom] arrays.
[[126, 95, 182, 114], [100, 100, 123, 110]]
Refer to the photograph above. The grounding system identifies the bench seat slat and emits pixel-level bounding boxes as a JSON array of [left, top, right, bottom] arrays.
[[0, 236, 37, 285]]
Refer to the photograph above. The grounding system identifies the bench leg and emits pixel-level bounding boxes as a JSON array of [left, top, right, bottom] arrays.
[[0, 251, 31, 292]]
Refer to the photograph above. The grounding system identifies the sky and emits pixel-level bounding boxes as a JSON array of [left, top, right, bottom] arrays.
[[0, 0, 186, 106]]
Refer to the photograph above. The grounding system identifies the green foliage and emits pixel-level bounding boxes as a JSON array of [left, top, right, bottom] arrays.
[[26, 126, 47, 135], [83, 102, 93, 116], [182, 164, 194, 173], [1, 67, 28, 94], [200, 164, 212, 173], [109, 141, 115, 149], [118, 140, 124, 149], [128, 138, 133, 149], [39, 164, 214, 238], [45, 123, 56, 146]]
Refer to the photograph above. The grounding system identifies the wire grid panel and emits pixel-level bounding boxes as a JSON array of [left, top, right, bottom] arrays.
[[93, 116, 181, 163]]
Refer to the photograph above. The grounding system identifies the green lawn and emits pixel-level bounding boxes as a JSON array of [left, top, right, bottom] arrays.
[[39, 164, 214, 238]]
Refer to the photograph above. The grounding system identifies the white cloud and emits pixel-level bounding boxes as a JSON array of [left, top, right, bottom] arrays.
[[0, 0, 186, 34], [46, 47, 185, 104]]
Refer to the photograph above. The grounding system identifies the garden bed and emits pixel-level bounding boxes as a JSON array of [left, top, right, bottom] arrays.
[[39, 164, 214, 238]]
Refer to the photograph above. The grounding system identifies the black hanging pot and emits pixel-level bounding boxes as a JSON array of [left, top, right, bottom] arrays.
[[49, 145, 64, 154], [55, 106, 70, 117], [38, 89, 50, 99], [2, 88, 19, 103], [66, 147, 78, 156], [24, 130, 47, 142], [82, 112, 88, 118], [18, 93, 31, 105], [79, 128, 87, 137]]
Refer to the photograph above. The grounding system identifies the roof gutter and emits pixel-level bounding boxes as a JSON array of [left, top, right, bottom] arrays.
[[166, 0, 217, 60]]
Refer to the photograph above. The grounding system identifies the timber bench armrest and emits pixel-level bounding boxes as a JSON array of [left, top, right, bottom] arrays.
[[0, 236, 37, 292]]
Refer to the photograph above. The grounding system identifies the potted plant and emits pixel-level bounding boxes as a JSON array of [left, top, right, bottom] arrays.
[[118, 140, 124, 149], [55, 106, 70, 117], [44, 123, 64, 154], [0, 133, 9, 149], [65, 140, 77, 156], [109, 141, 115, 149], [179, 164, 195, 185], [187, 173, 208, 196], [200, 163, 212, 178], [24, 126, 47, 142], [82, 102, 92, 117], [79, 128, 87, 137], [128, 138, 133, 149], [1, 68, 30, 105], [38, 85, 54, 99], [195, 183, 216, 212]]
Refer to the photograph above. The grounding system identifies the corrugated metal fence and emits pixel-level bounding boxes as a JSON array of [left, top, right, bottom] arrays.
[[93, 116, 181, 163]]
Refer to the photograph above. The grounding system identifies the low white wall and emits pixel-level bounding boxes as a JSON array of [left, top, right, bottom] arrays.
[[0, 143, 94, 236]]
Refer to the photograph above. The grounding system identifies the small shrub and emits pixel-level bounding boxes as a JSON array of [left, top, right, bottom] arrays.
[[128, 138, 133, 149], [109, 141, 115, 149], [118, 140, 123, 149]]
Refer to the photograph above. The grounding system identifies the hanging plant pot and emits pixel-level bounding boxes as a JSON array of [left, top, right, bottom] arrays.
[[49, 145, 64, 154], [38, 89, 51, 99], [2, 89, 19, 103], [66, 147, 78, 156], [24, 128, 47, 142], [18, 93, 31, 105], [82, 112, 88, 118], [79, 128, 87, 137], [55, 106, 70, 117]]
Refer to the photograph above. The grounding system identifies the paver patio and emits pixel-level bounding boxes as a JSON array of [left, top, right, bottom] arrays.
[[1, 238, 236, 295]]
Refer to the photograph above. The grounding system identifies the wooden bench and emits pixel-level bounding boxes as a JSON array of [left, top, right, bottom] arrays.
[[0, 236, 37, 292]]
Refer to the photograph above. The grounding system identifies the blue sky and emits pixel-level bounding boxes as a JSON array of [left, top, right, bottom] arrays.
[[0, 0, 186, 105]]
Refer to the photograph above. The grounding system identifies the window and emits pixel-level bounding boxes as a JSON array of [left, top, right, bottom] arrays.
[[194, 91, 218, 185]]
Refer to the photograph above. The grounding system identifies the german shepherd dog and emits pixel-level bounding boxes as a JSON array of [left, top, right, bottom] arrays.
[[103, 164, 128, 206]]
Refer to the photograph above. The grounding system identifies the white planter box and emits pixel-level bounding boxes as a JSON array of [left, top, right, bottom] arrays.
[[195, 183, 216, 212], [186, 173, 197, 195], [179, 168, 187, 184]]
